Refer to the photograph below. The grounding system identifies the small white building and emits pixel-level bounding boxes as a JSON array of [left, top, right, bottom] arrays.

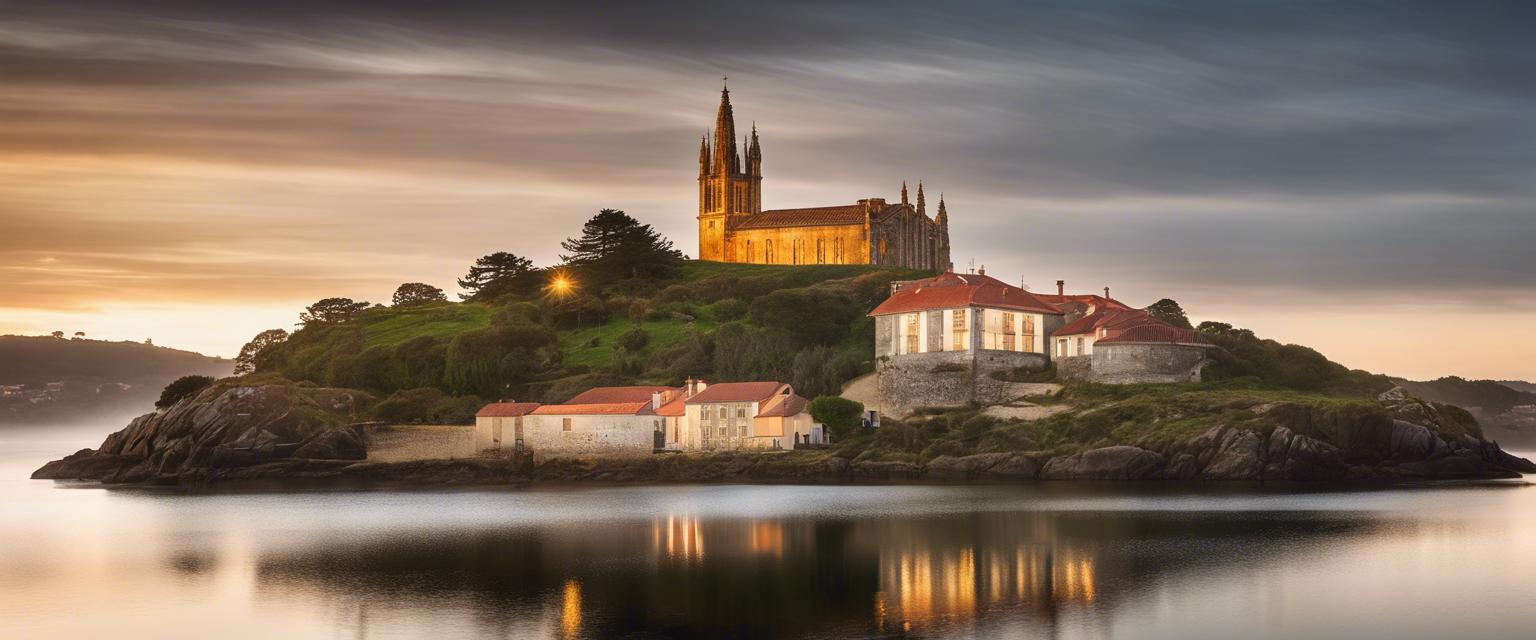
[[665, 380, 825, 451]]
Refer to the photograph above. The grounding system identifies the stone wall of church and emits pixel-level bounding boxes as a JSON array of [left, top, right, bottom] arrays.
[[726, 224, 869, 265]]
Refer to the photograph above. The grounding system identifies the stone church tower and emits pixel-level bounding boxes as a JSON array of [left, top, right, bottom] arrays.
[[696, 84, 951, 272], [697, 84, 762, 261]]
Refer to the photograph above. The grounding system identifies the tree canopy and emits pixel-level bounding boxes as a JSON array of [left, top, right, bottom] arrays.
[[559, 209, 682, 284], [299, 298, 373, 325], [392, 282, 448, 307], [157, 375, 215, 408], [458, 252, 536, 300], [808, 395, 865, 440], [234, 328, 289, 375], [1146, 298, 1193, 329]]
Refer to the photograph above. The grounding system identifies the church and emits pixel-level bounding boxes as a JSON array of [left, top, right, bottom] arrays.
[[696, 85, 952, 271]]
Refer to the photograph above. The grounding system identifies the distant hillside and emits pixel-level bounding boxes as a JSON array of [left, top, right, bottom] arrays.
[[1394, 377, 1536, 446], [1499, 380, 1536, 394], [0, 335, 232, 426]]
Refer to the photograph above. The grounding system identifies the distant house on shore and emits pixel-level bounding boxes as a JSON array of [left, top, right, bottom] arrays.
[[475, 380, 825, 460], [868, 270, 1215, 416]]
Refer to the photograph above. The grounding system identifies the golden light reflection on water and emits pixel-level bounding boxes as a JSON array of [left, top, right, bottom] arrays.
[[655, 515, 705, 561], [560, 579, 582, 640], [879, 541, 1099, 631]]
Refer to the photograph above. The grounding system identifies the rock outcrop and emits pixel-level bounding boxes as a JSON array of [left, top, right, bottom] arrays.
[[33, 384, 373, 485]]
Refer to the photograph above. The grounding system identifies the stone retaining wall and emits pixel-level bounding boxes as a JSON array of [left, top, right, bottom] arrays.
[[364, 424, 476, 462], [876, 350, 1048, 417]]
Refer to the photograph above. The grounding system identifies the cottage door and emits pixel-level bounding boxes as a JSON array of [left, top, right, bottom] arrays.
[[492, 422, 502, 448], [514, 417, 524, 446]]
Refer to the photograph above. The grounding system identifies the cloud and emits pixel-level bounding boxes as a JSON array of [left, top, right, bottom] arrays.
[[1, 0, 1532, 375]]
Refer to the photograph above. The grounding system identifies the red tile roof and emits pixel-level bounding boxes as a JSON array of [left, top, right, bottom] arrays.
[[686, 381, 788, 404], [1034, 293, 1132, 312], [734, 204, 870, 230], [1097, 324, 1214, 347], [655, 394, 688, 417], [565, 386, 679, 405], [869, 272, 1062, 316], [530, 402, 654, 416], [1055, 308, 1149, 337], [757, 393, 809, 418], [475, 402, 542, 418]]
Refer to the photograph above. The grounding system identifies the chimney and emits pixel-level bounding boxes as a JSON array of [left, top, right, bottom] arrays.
[[697, 379, 708, 394], [1104, 286, 1111, 299], [978, 264, 986, 276], [651, 391, 662, 410], [1057, 280, 1065, 296]]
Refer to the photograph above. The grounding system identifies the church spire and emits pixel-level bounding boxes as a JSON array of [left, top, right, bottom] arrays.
[[698, 132, 710, 176], [936, 193, 947, 224], [712, 81, 738, 175], [916, 182, 926, 215], [901, 181, 909, 206]]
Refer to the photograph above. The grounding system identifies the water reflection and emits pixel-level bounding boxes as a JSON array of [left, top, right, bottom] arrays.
[[239, 508, 1388, 638], [5, 442, 1536, 640]]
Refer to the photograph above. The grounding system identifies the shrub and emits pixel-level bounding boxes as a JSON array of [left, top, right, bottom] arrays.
[[617, 327, 650, 352], [809, 395, 865, 440], [790, 345, 858, 399], [749, 288, 861, 347], [711, 298, 748, 322], [372, 387, 484, 424], [628, 300, 649, 325], [156, 375, 215, 408]]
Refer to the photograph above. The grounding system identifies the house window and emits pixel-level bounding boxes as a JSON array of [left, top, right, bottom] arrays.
[[1001, 312, 1016, 351], [708, 220, 715, 229], [834, 238, 844, 263], [765, 240, 774, 263], [905, 314, 920, 354], [736, 408, 746, 418], [1076, 337, 1085, 354], [718, 407, 727, 419], [816, 239, 826, 264], [562, 418, 572, 431], [746, 240, 753, 261], [740, 425, 748, 437], [1022, 315, 1036, 353], [719, 427, 727, 436], [952, 309, 968, 351]]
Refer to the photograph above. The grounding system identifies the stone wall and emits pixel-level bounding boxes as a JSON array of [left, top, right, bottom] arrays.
[[522, 414, 659, 462], [1055, 354, 1093, 381], [876, 349, 1049, 417], [364, 424, 476, 462], [1089, 343, 1209, 384]]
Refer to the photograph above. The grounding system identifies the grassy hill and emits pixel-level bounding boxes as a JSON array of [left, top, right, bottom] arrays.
[[250, 261, 928, 421]]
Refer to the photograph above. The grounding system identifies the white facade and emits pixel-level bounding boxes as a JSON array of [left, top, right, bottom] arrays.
[[519, 413, 660, 460], [888, 306, 1047, 356]]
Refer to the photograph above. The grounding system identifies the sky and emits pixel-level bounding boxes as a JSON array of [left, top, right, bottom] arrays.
[[1, 0, 1533, 380]]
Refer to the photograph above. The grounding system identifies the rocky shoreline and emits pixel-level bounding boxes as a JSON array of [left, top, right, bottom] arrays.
[[31, 383, 1536, 489]]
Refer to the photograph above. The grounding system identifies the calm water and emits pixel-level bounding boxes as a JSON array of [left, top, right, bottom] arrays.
[[3, 429, 1535, 639]]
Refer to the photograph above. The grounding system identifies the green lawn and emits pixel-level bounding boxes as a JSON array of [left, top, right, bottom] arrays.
[[358, 303, 492, 349]]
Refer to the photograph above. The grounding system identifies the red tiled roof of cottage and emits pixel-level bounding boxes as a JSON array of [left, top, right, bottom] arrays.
[[869, 272, 1062, 316], [564, 386, 679, 405], [655, 394, 688, 417], [756, 392, 809, 417], [735, 205, 869, 229], [530, 402, 654, 416], [686, 381, 788, 404], [475, 402, 542, 418], [1096, 324, 1214, 347]]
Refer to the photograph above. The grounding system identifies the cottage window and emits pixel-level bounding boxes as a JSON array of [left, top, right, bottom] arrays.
[[816, 239, 826, 264], [1022, 315, 1036, 353], [1076, 337, 1085, 354], [1001, 312, 1016, 351], [746, 240, 754, 261], [765, 240, 774, 263], [905, 314, 920, 354], [562, 418, 572, 431], [719, 407, 727, 419], [736, 408, 746, 418], [952, 309, 968, 351], [719, 426, 727, 437], [834, 238, 844, 263]]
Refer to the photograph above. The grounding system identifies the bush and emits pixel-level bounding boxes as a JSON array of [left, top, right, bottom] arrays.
[[372, 387, 483, 424], [711, 298, 748, 322], [790, 346, 858, 399], [628, 300, 649, 325], [749, 288, 861, 347], [809, 395, 865, 440], [617, 327, 650, 352], [157, 375, 215, 408]]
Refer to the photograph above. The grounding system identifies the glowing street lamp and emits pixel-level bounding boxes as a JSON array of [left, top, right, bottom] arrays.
[[546, 270, 577, 300]]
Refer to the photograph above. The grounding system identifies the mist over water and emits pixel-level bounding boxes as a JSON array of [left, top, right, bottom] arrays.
[[3, 432, 1535, 639]]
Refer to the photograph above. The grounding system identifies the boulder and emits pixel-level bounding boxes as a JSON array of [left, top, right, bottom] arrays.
[[1202, 429, 1264, 480], [1043, 446, 1164, 480], [293, 428, 367, 461]]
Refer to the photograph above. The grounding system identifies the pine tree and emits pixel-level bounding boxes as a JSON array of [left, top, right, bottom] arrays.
[[458, 252, 535, 299], [559, 209, 682, 283]]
